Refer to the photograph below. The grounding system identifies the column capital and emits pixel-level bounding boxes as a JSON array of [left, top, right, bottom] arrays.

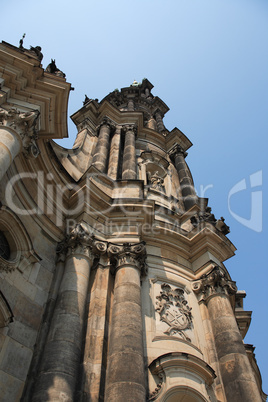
[[108, 241, 147, 275], [58, 225, 111, 262], [122, 123, 137, 135], [0, 107, 40, 158], [97, 116, 116, 133], [92, 237, 108, 257], [168, 143, 188, 160], [192, 266, 237, 302], [65, 223, 94, 259]]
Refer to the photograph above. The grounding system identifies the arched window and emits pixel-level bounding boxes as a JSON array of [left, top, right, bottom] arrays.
[[0, 231, 10, 260], [0, 206, 40, 273]]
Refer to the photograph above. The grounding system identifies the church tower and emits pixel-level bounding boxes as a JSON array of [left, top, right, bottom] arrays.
[[0, 41, 266, 401]]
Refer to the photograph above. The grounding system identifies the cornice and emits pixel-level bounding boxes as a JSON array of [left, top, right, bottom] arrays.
[[0, 42, 71, 140]]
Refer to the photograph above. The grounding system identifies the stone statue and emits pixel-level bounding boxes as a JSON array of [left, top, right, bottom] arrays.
[[149, 171, 165, 192], [45, 59, 66, 78], [83, 95, 91, 105], [30, 46, 43, 62], [19, 33, 26, 49]]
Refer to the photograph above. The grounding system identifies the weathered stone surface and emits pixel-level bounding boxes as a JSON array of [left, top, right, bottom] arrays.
[[8, 320, 37, 349], [0, 338, 33, 381], [105, 381, 146, 402], [0, 370, 24, 402]]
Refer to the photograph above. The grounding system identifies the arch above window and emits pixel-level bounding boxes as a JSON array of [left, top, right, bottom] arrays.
[[0, 205, 40, 273], [148, 352, 216, 402]]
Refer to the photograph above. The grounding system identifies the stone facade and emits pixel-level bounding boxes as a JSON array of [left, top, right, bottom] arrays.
[[0, 41, 266, 401]]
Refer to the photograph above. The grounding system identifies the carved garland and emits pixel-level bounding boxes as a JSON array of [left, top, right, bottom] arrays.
[[155, 283, 192, 340]]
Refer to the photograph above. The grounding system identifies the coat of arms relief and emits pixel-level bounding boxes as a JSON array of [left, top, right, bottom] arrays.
[[155, 283, 192, 341]]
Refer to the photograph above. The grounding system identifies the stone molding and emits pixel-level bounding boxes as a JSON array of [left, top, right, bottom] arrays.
[[192, 266, 237, 302], [0, 107, 40, 157]]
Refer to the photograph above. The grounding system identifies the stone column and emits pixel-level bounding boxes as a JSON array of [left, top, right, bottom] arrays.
[[122, 124, 137, 180], [192, 266, 262, 402], [169, 144, 198, 210], [147, 116, 157, 130], [92, 117, 115, 173], [32, 223, 94, 402], [0, 107, 40, 180], [104, 242, 147, 402], [154, 109, 165, 132], [107, 125, 121, 180], [78, 241, 113, 401]]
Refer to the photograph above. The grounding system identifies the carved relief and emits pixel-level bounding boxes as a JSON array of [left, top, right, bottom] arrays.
[[155, 283, 192, 340], [148, 170, 165, 192], [192, 266, 237, 301]]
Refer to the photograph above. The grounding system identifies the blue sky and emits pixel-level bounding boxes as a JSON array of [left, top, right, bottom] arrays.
[[2, 0, 268, 394]]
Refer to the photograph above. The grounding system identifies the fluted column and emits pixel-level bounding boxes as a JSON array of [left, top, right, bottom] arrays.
[[169, 144, 198, 210], [107, 125, 121, 180], [92, 117, 115, 173], [122, 124, 137, 180], [104, 242, 147, 402], [0, 107, 40, 180], [154, 109, 165, 132], [32, 223, 94, 402], [192, 267, 262, 402]]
